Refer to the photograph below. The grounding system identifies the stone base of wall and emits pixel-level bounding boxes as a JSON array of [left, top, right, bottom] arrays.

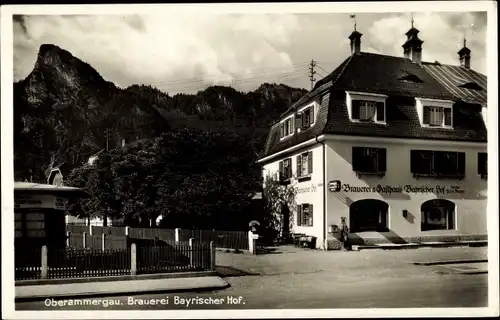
[[325, 234, 487, 250]]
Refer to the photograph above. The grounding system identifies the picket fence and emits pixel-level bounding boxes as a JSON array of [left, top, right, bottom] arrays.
[[15, 241, 214, 281]]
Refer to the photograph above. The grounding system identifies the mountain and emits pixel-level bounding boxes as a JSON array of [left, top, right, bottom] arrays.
[[14, 44, 308, 182]]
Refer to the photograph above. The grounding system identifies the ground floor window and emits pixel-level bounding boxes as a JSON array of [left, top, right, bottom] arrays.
[[421, 199, 455, 231], [297, 204, 313, 226], [349, 199, 389, 232]]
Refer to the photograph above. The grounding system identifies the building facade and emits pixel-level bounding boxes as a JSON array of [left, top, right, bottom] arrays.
[[258, 24, 488, 250]]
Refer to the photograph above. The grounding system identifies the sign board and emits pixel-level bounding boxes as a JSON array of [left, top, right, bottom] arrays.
[[15, 194, 68, 210], [328, 182, 465, 195]]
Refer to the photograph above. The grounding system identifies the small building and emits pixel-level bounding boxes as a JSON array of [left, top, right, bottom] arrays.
[[14, 182, 90, 250], [258, 21, 488, 250]]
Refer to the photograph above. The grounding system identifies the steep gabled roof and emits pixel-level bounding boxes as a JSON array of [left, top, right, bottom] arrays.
[[260, 52, 487, 161], [422, 62, 487, 105]]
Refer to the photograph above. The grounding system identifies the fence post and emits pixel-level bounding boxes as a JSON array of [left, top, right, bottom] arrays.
[[89, 225, 93, 236], [248, 231, 257, 255], [102, 233, 106, 251], [66, 231, 71, 247], [83, 232, 87, 248], [210, 241, 216, 271], [131, 243, 137, 276], [189, 238, 194, 266], [41, 245, 48, 279], [175, 228, 180, 243]]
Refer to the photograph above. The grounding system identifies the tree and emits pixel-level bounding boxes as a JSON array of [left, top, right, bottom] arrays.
[[262, 173, 297, 242]]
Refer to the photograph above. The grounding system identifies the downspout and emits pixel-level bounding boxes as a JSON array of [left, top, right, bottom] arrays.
[[315, 135, 327, 250]]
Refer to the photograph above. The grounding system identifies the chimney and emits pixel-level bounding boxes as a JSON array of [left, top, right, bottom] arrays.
[[349, 30, 362, 54], [402, 18, 423, 64], [458, 38, 471, 69]]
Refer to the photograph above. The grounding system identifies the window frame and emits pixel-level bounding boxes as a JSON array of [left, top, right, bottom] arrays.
[[296, 151, 313, 181], [349, 199, 389, 233], [296, 203, 314, 227], [421, 199, 456, 231], [416, 97, 454, 129], [410, 150, 466, 180], [352, 147, 387, 177], [478, 152, 487, 180], [296, 101, 319, 133], [278, 158, 293, 184], [279, 115, 295, 140], [346, 91, 387, 125]]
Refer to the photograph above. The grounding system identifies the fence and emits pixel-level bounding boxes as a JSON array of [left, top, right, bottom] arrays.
[[65, 225, 248, 251], [15, 241, 215, 281], [179, 229, 249, 250]]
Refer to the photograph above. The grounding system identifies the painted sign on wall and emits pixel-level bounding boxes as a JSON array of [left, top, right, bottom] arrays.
[[15, 194, 68, 210], [328, 181, 465, 195], [295, 183, 323, 194]]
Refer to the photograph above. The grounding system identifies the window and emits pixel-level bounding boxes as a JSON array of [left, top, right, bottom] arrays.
[[410, 150, 465, 179], [478, 152, 487, 179], [297, 151, 313, 179], [458, 82, 483, 91], [421, 199, 455, 231], [352, 147, 387, 176], [25, 211, 45, 238], [350, 199, 389, 232], [296, 104, 316, 131], [279, 117, 294, 139], [352, 100, 385, 123], [297, 204, 313, 226], [279, 158, 292, 184], [15, 212, 23, 238], [423, 106, 452, 127]]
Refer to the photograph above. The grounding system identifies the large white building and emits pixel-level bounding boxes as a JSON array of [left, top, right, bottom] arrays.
[[258, 24, 488, 250]]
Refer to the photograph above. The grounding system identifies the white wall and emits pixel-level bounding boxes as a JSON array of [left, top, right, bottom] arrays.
[[262, 143, 325, 247], [325, 137, 487, 242]]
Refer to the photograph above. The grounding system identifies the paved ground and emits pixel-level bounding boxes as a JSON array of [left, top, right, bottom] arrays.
[[15, 246, 489, 310]]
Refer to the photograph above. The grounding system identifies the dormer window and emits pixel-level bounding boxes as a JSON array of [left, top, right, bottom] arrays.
[[280, 116, 294, 139], [458, 82, 483, 91], [296, 101, 318, 132], [415, 97, 454, 129], [346, 91, 387, 125]]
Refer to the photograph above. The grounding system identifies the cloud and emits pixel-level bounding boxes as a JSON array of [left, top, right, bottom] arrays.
[[13, 12, 487, 94]]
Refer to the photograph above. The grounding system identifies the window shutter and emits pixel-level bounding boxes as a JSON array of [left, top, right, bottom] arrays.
[[297, 155, 302, 177], [352, 100, 360, 119], [308, 204, 313, 226], [279, 161, 284, 180], [410, 150, 419, 173], [286, 159, 292, 178], [376, 102, 385, 121], [378, 148, 387, 172], [295, 113, 302, 131], [310, 106, 315, 124], [280, 123, 285, 138], [478, 153, 487, 175], [423, 107, 430, 125], [444, 108, 452, 126], [296, 205, 302, 226], [457, 152, 466, 175], [352, 147, 362, 171], [308, 151, 313, 174], [302, 110, 310, 129]]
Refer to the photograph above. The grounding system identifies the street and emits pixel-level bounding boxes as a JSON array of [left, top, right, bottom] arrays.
[[16, 246, 489, 310]]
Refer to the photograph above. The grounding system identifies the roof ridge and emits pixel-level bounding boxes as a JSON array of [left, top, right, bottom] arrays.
[[332, 53, 356, 86]]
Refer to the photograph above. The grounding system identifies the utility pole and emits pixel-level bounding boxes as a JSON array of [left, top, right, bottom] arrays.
[[308, 59, 317, 90]]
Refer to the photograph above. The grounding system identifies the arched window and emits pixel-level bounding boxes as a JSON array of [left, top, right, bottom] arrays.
[[350, 199, 389, 232], [421, 199, 455, 231]]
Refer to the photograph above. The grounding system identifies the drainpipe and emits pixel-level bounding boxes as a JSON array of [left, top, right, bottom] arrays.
[[315, 135, 327, 250]]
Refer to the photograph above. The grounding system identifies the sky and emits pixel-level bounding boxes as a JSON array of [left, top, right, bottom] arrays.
[[13, 10, 487, 95]]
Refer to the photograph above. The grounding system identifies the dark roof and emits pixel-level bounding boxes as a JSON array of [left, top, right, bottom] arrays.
[[422, 62, 487, 105], [260, 52, 487, 161]]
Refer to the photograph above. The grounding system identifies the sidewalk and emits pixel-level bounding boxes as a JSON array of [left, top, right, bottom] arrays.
[[15, 276, 229, 301]]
